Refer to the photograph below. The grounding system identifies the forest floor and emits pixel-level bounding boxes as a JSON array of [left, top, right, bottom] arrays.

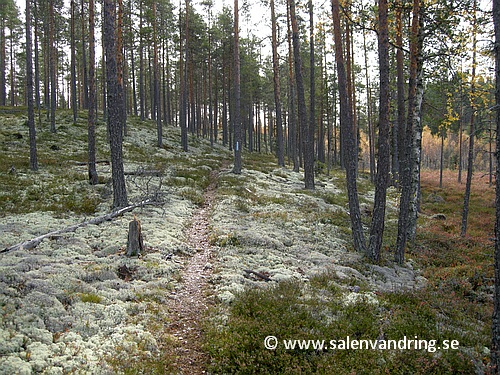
[[0, 110, 495, 374]]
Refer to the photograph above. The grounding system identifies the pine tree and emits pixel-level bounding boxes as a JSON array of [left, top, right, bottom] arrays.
[[87, 0, 98, 185], [232, 0, 242, 174], [26, 0, 38, 171], [331, 0, 366, 253], [104, 0, 128, 209], [367, 0, 390, 262]]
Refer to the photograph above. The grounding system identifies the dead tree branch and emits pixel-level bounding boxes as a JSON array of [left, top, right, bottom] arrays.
[[1, 199, 156, 255]]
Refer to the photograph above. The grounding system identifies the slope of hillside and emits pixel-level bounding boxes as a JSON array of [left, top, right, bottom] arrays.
[[0, 112, 491, 374]]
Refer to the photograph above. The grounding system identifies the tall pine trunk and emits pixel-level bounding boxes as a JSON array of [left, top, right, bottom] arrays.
[[461, 0, 478, 237], [49, 0, 56, 133], [70, 0, 77, 123], [88, 0, 98, 185], [290, 0, 313, 189], [287, 1, 299, 172], [153, 2, 162, 147], [363, 28, 375, 183], [331, 0, 366, 253], [395, 0, 422, 264], [395, 1, 406, 187], [26, 0, 38, 171], [104, 0, 128, 209], [491, 0, 500, 369], [81, 0, 89, 110], [271, 0, 285, 167], [0, 20, 5, 106], [367, 0, 390, 262], [307, 0, 315, 188], [232, 0, 242, 174]]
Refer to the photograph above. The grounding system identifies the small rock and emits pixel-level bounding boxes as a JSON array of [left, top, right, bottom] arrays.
[[427, 193, 445, 203], [430, 213, 447, 220]]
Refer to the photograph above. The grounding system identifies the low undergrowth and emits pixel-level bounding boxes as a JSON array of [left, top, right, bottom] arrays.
[[204, 168, 493, 374]]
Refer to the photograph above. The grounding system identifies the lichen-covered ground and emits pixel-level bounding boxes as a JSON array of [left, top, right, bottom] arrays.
[[0, 111, 426, 374]]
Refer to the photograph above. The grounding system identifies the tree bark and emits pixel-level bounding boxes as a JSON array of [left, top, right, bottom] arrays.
[[271, 0, 285, 167], [367, 0, 390, 262], [290, 0, 313, 189], [81, 0, 89, 110], [363, 28, 375, 184], [232, 0, 242, 174], [88, 0, 98, 185], [116, 0, 126, 136], [491, 0, 500, 369], [395, 1, 405, 187], [407, 22, 425, 244], [104, 0, 128, 209], [153, 2, 162, 147], [70, 0, 77, 123], [395, 0, 421, 264], [287, 0, 299, 172], [0, 19, 5, 106], [181, 0, 189, 152], [331, 0, 366, 253], [49, 0, 56, 133], [308, 0, 316, 180], [26, 0, 38, 171], [461, 0, 478, 237], [126, 217, 144, 257]]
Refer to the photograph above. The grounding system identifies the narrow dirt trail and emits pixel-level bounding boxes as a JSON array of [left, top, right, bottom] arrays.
[[167, 166, 223, 374]]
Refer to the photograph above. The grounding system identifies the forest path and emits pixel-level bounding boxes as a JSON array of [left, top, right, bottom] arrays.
[[166, 162, 227, 374]]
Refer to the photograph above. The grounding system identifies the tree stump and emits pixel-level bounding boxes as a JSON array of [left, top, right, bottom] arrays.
[[126, 216, 144, 257]]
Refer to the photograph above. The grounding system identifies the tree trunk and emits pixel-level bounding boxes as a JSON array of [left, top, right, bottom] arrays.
[[331, 0, 366, 253], [126, 217, 144, 257], [81, 0, 89, 110], [271, 0, 285, 167], [139, 2, 145, 121], [395, 0, 422, 264], [49, 0, 56, 133], [180, 0, 189, 152], [232, 0, 242, 174], [88, 0, 98, 185], [491, 0, 500, 369], [0, 20, 5, 106], [395, 1, 405, 187], [33, 0, 42, 127], [307, 0, 315, 184], [153, 2, 162, 147], [407, 24, 425, 244], [439, 131, 444, 188], [104, 0, 128, 209], [287, 1, 299, 172], [71, 0, 77, 123], [461, 0, 478, 237], [290, 0, 313, 189], [26, 0, 38, 171], [363, 28, 375, 184], [367, 0, 390, 262], [116, 0, 126, 136]]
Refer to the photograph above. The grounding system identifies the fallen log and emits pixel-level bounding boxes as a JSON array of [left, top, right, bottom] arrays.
[[243, 269, 272, 282], [124, 170, 163, 177], [1, 199, 155, 255], [73, 160, 110, 166]]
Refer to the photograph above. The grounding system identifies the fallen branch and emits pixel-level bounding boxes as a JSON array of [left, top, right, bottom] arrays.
[[1, 199, 156, 255], [73, 160, 110, 166], [243, 269, 272, 282], [124, 170, 163, 177]]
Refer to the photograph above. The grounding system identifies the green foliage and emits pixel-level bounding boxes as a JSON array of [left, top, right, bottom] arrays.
[[80, 293, 102, 304], [205, 275, 479, 374]]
